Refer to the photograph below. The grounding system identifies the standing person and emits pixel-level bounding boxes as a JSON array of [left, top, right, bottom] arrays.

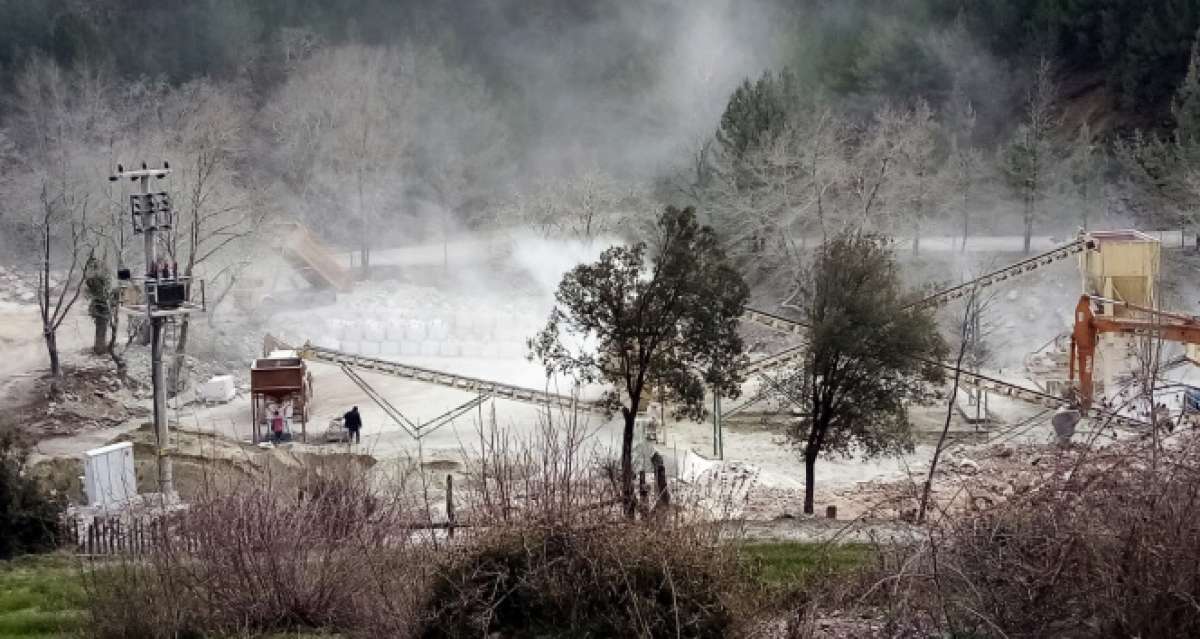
[[343, 406, 362, 444], [270, 409, 285, 444]]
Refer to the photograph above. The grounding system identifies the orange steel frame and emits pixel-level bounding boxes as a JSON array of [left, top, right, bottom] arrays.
[[1069, 295, 1200, 409]]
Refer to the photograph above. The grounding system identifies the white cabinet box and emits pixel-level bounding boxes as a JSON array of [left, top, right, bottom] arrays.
[[83, 442, 137, 508]]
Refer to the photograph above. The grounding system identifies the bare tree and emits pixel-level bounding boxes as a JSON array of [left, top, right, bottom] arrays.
[[6, 58, 112, 382], [148, 80, 263, 391], [405, 49, 512, 271], [504, 170, 648, 243], [1004, 57, 1059, 254], [268, 44, 414, 280], [943, 87, 982, 252], [34, 185, 91, 382], [707, 102, 846, 271], [850, 106, 908, 234], [918, 285, 994, 522], [892, 100, 942, 255]]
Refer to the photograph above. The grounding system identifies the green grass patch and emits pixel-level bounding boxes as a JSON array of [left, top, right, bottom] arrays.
[[0, 554, 87, 638], [741, 541, 874, 588]]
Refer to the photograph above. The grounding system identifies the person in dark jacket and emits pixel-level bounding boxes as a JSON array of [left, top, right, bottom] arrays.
[[343, 406, 362, 444]]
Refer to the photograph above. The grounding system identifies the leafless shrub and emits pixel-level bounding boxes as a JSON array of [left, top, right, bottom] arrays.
[[883, 432, 1200, 638], [85, 408, 769, 637], [456, 405, 618, 528], [84, 454, 431, 637]]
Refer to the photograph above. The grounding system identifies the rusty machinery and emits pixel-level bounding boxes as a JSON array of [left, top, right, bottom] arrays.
[[1068, 294, 1200, 411]]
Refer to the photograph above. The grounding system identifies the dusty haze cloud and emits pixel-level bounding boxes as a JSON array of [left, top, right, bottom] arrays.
[[489, 0, 784, 182]]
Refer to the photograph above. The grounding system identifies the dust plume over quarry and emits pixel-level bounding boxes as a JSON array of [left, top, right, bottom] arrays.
[[5, 2, 1200, 635]]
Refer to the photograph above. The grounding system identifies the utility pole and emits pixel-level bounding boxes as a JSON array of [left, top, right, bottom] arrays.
[[110, 162, 189, 504]]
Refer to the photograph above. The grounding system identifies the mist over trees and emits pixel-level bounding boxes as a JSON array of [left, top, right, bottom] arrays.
[[2, 0, 1200, 401]]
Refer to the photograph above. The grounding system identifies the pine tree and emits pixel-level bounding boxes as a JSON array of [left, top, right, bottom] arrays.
[[1174, 31, 1200, 161]]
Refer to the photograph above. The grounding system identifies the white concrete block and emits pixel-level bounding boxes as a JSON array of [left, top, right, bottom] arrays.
[[405, 320, 427, 342], [430, 320, 450, 341], [342, 324, 364, 342], [440, 341, 461, 357], [460, 341, 481, 357], [360, 341, 380, 356], [401, 341, 420, 356], [481, 343, 500, 359], [420, 340, 440, 357], [199, 375, 237, 403], [364, 322, 386, 342], [381, 341, 401, 356], [339, 340, 359, 354]]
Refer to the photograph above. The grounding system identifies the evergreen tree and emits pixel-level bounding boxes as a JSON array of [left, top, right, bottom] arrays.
[[716, 70, 797, 160], [788, 232, 947, 515], [532, 206, 748, 517], [1174, 32, 1200, 159]]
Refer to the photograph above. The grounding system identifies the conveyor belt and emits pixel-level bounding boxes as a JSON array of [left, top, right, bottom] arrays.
[[738, 239, 1093, 338], [908, 238, 1093, 309], [741, 344, 807, 375], [742, 307, 809, 336], [340, 364, 420, 437], [727, 318, 1146, 428], [914, 358, 1145, 430], [299, 342, 607, 413]]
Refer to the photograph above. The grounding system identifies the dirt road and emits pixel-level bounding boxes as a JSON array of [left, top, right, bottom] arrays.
[[0, 302, 89, 412]]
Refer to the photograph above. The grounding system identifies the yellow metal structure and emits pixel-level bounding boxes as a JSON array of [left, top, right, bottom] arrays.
[[1079, 230, 1160, 315], [1077, 230, 1163, 397]]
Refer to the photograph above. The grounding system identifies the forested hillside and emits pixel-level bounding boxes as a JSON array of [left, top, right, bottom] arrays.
[[2, 0, 1200, 287]]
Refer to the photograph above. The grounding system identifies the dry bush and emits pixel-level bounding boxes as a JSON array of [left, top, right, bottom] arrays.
[[418, 521, 755, 639], [84, 454, 432, 638], [456, 406, 620, 527], [417, 409, 769, 638], [884, 433, 1200, 638], [84, 408, 768, 638]]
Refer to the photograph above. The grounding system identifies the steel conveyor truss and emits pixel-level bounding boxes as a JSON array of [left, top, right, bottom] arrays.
[[298, 342, 607, 414], [729, 237, 1149, 427]]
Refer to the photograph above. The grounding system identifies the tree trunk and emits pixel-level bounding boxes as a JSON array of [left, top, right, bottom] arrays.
[[961, 203, 969, 254], [803, 449, 817, 515], [358, 168, 370, 281], [44, 329, 61, 378], [621, 409, 636, 518], [92, 316, 109, 355], [1023, 199, 1034, 254], [108, 304, 127, 381], [919, 356, 964, 523]]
